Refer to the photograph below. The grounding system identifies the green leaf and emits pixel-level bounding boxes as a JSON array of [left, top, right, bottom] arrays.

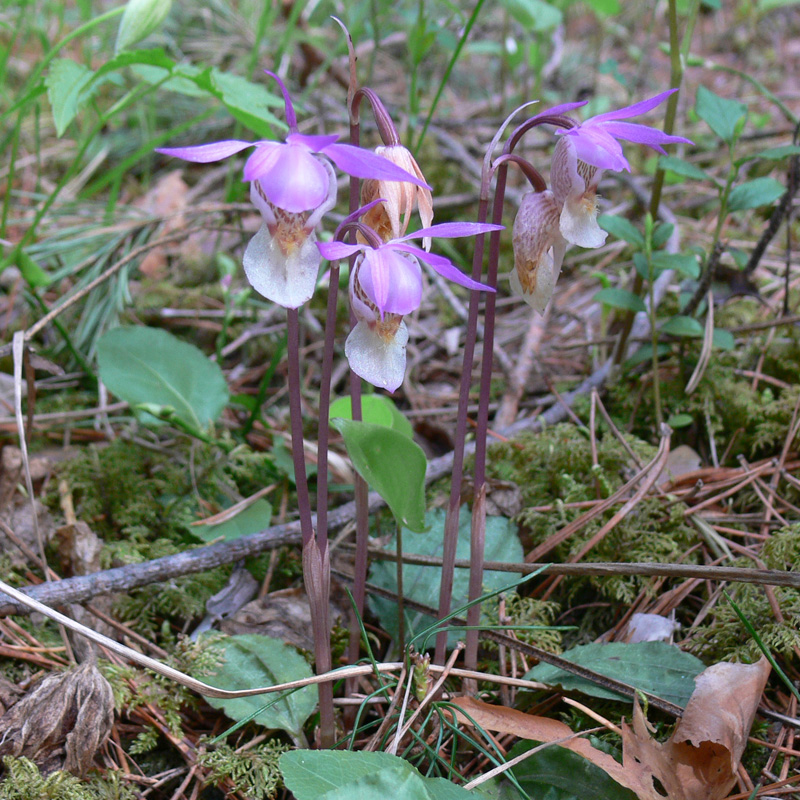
[[651, 223, 675, 249], [525, 641, 705, 707], [280, 749, 474, 800], [191, 68, 283, 138], [131, 61, 207, 96], [95, 47, 175, 80], [329, 395, 413, 438], [651, 251, 700, 279], [597, 215, 644, 248], [205, 634, 316, 739], [593, 288, 646, 313], [509, 742, 637, 800], [331, 419, 426, 531], [758, 0, 800, 10], [667, 413, 694, 429], [369, 507, 523, 648], [45, 59, 96, 137], [660, 315, 704, 338], [500, 0, 562, 31], [754, 145, 800, 161], [713, 328, 735, 350], [727, 177, 785, 211], [695, 86, 747, 145], [582, 0, 621, 15], [115, 0, 172, 53], [96, 327, 229, 431], [16, 249, 50, 288], [658, 155, 713, 182], [192, 499, 272, 543], [624, 343, 671, 368]]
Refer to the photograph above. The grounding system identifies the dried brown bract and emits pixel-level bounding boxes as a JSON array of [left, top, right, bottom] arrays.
[[0, 660, 114, 777]]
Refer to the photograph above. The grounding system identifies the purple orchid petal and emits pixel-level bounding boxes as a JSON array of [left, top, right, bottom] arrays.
[[155, 140, 256, 163], [317, 241, 364, 260], [391, 244, 495, 293], [567, 126, 630, 172], [322, 143, 431, 189], [530, 100, 589, 120], [264, 69, 298, 131], [288, 132, 341, 152], [395, 222, 503, 242], [598, 121, 693, 148], [242, 142, 283, 182], [253, 143, 331, 212], [587, 88, 677, 124], [359, 249, 422, 315], [340, 199, 387, 229]]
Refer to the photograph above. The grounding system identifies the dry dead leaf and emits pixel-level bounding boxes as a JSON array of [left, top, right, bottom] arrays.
[[622, 657, 771, 800], [658, 444, 702, 486], [54, 521, 103, 577], [135, 170, 188, 278], [0, 660, 114, 777], [0, 498, 55, 568], [624, 613, 681, 644], [451, 696, 653, 798], [220, 587, 345, 653]]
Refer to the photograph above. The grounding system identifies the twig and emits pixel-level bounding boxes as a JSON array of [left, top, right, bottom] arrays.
[[354, 549, 800, 589]]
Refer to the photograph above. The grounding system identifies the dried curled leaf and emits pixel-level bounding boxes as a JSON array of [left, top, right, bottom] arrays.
[[623, 657, 771, 800], [0, 660, 114, 777], [451, 696, 653, 798]]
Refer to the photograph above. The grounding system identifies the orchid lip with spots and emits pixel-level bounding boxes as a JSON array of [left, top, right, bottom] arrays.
[[155, 71, 430, 309], [317, 222, 502, 392]]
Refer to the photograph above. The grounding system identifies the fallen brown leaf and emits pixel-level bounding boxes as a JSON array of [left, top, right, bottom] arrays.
[[623, 657, 771, 800], [455, 655, 770, 800], [0, 660, 114, 777], [451, 696, 653, 798]]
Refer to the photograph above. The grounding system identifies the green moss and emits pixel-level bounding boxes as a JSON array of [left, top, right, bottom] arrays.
[[46, 439, 285, 636], [482, 594, 563, 654], [607, 330, 800, 462], [690, 526, 800, 661], [483, 425, 698, 619], [0, 757, 136, 800], [197, 738, 289, 798]]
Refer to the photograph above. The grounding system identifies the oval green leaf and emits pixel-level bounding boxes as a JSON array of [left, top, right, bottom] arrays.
[[728, 177, 785, 212], [369, 507, 523, 647], [205, 634, 316, 739], [329, 395, 413, 438], [115, 0, 172, 53], [593, 288, 646, 313], [695, 86, 747, 145], [525, 641, 705, 707], [597, 215, 645, 248], [660, 315, 704, 338], [97, 326, 229, 431], [331, 419, 426, 531]]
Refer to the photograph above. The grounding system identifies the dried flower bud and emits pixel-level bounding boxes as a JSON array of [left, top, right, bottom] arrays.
[[361, 145, 434, 248], [510, 191, 566, 313]]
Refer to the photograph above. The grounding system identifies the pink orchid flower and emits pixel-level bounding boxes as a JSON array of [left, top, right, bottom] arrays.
[[155, 71, 430, 309], [317, 222, 501, 391], [511, 90, 692, 312], [551, 88, 692, 249]]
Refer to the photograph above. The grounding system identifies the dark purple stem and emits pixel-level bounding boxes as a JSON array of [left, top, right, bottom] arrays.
[[436, 109, 574, 666], [286, 308, 314, 546], [464, 161, 508, 669], [347, 113, 371, 668], [287, 306, 335, 743], [316, 263, 341, 550], [433, 194, 491, 665]]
